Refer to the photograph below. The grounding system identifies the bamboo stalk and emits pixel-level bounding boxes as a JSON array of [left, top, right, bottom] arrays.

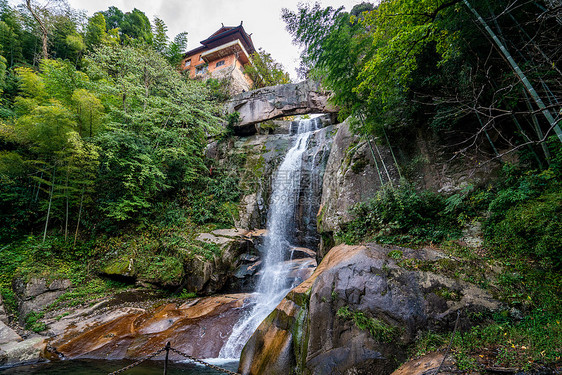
[[463, 0, 562, 143]]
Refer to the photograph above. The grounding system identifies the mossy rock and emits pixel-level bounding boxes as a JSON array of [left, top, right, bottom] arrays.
[[100, 258, 136, 279]]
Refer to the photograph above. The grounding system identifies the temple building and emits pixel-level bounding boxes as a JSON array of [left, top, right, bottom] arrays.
[[182, 22, 256, 93]]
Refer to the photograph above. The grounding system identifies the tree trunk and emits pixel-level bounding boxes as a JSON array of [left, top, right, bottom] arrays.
[[522, 89, 551, 163], [42, 165, 56, 244], [25, 0, 48, 60], [73, 189, 84, 248], [64, 166, 70, 241]]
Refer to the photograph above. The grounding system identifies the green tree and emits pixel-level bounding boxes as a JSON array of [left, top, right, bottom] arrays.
[[119, 8, 152, 45], [1, 59, 101, 241], [0, 2, 25, 67], [282, 3, 373, 118], [49, 9, 85, 63], [152, 17, 188, 66], [101, 6, 123, 31], [244, 48, 291, 89], [166, 32, 188, 66], [72, 88, 104, 138], [0, 54, 6, 96], [85, 44, 221, 222], [152, 16, 168, 54]]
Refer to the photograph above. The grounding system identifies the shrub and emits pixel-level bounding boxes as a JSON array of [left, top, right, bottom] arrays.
[[25, 311, 47, 332], [485, 191, 562, 269], [337, 306, 397, 342], [338, 184, 462, 245]]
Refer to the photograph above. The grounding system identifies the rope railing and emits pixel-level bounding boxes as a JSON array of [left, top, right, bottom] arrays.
[[106, 342, 241, 375], [169, 347, 241, 375], [107, 346, 167, 375]]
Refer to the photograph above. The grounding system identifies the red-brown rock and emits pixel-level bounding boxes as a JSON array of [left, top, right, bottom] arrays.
[[50, 294, 253, 360]]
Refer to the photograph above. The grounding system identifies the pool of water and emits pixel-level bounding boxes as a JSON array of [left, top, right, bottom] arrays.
[[1, 359, 239, 374]]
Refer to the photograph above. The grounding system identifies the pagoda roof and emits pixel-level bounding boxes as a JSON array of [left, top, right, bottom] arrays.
[[185, 23, 256, 57]]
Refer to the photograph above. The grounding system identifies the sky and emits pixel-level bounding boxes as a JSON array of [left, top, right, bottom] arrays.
[[9, 0, 369, 80]]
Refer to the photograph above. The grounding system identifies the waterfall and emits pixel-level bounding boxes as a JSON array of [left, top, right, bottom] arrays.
[[218, 118, 322, 359]]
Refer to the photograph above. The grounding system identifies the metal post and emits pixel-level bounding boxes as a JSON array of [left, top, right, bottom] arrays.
[[163, 342, 170, 375]]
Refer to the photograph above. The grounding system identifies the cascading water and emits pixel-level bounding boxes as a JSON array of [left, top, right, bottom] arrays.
[[219, 118, 322, 359]]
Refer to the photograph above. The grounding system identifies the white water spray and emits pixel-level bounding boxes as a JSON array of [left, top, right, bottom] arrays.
[[219, 119, 319, 359]]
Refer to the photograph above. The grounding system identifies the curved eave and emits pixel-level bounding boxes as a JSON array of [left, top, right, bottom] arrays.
[[200, 40, 251, 65], [200, 25, 256, 55]]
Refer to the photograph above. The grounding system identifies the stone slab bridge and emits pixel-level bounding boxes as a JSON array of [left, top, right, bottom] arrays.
[[226, 80, 338, 135]]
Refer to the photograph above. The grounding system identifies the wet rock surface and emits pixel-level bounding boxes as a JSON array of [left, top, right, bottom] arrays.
[[207, 134, 290, 230], [49, 294, 253, 360], [239, 243, 502, 375], [0, 321, 22, 345]]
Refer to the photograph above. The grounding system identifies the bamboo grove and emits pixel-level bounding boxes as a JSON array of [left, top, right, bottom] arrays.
[[0, 2, 224, 244]]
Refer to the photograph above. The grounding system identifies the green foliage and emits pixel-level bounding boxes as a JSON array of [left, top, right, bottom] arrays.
[[96, 130, 166, 221], [205, 78, 231, 102], [179, 290, 197, 299], [184, 171, 242, 227], [387, 249, 403, 260], [487, 190, 562, 269], [85, 13, 119, 49], [282, 3, 373, 118], [119, 8, 153, 45], [412, 330, 447, 357], [482, 151, 562, 270], [25, 311, 46, 332], [101, 6, 123, 31], [49, 9, 86, 64], [338, 183, 462, 245], [49, 278, 131, 309], [243, 48, 291, 89], [151, 17, 188, 66], [0, 286, 17, 313], [337, 306, 397, 342], [450, 309, 562, 370]]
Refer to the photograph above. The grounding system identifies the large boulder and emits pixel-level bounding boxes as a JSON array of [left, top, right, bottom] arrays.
[[187, 228, 262, 294], [98, 228, 260, 295], [239, 243, 502, 375], [0, 320, 22, 345], [13, 278, 72, 321], [0, 337, 47, 367], [226, 81, 338, 135]]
